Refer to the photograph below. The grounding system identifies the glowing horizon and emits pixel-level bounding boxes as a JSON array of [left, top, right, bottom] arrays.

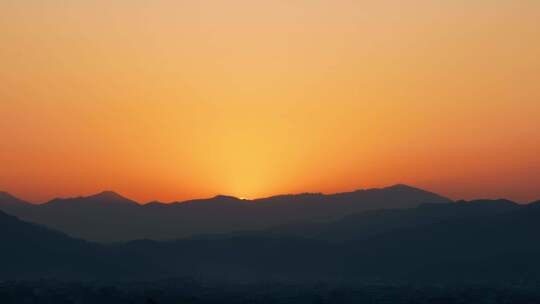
[[1, 1, 539, 203], [0, 184, 443, 204]]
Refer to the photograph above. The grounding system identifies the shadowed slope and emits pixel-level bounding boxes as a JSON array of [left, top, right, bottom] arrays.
[[0, 185, 451, 241], [0, 210, 100, 279], [257, 199, 520, 241], [2, 200, 540, 283], [0, 192, 29, 206], [44, 191, 138, 207]]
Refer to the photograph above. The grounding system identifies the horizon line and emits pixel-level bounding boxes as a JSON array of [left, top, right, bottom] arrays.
[[1, 184, 535, 206]]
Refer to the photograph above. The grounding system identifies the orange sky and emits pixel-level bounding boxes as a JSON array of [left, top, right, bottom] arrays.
[[1, 0, 539, 203]]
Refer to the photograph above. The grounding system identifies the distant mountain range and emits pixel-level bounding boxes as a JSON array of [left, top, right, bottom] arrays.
[[0, 185, 451, 242], [2, 193, 540, 283]]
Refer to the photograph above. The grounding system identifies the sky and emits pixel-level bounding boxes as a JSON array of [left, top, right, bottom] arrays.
[[1, 0, 539, 203]]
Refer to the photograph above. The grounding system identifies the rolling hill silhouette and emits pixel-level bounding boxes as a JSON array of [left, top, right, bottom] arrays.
[[0, 210, 172, 280], [2, 194, 540, 283], [0, 191, 30, 207], [0, 210, 100, 280], [45, 190, 139, 207], [0, 185, 451, 241], [251, 199, 521, 241]]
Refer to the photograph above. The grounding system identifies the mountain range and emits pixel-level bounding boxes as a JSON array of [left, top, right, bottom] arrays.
[[1, 185, 540, 284], [2, 192, 540, 283], [0, 185, 451, 242]]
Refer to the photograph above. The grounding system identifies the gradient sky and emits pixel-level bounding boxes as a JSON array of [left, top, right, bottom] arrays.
[[1, 0, 539, 203]]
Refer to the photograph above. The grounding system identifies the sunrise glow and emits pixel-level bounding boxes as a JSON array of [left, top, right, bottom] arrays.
[[1, 1, 539, 203]]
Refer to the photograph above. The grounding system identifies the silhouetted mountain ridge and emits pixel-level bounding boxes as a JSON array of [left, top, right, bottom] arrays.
[[200, 199, 521, 242], [45, 191, 138, 207], [0, 185, 451, 241], [3, 197, 540, 283], [0, 191, 29, 206]]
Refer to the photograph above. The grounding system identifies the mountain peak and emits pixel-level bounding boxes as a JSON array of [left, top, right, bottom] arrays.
[[91, 191, 127, 200], [0, 191, 29, 206], [0, 191, 16, 199], [213, 195, 241, 201], [379, 184, 452, 203], [385, 184, 425, 191], [46, 191, 138, 206], [83, 191, 138, 205], [177, 195, 243, 206]]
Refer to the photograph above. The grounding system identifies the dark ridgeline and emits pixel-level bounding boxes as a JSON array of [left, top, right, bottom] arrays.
[[1, 187, 540, 283], [0, 191, 30, 207], [0, 185, 451, 242], [3, 186, 540, 303]]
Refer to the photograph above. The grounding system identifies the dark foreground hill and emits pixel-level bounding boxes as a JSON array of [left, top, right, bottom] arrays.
[[2, 198, 540, 285], [0, 185, 450, 242]]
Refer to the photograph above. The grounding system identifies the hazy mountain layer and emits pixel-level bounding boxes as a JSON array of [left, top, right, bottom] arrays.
[[2, 197, 540, 284], [0, 185, 450, 242]]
